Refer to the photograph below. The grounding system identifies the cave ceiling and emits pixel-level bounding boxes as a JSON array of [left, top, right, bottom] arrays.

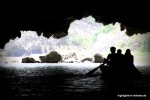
[[1, 2, 150, 48]]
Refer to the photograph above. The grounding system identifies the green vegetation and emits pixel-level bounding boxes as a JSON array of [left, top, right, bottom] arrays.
[[4, 16, 150, 59], [67, 25, 150, 61], [99, 24, 115, 33], [0, 49, 7, 57], [68, 20, 150, 53]]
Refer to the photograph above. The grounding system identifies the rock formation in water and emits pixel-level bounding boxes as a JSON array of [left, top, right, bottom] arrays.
[[22, 57, 36, 63], [81, 57, 93, 63], [93, 53, 104, 63], [39, 51, 62, 63]]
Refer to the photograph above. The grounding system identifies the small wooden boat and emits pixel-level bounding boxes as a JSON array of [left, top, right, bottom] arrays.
[[99, 64, 142, 80], [86, 64, 142, 80]]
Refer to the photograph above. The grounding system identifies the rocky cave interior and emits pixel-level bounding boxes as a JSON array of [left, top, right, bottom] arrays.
[[1, 2, 150, 64], [1, 3, 150, 48]]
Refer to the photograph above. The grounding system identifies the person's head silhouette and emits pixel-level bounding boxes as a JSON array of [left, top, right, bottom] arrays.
[[117, 49, 122, 54], [110, 46, 116, 54], [125, 49, 131, 55]]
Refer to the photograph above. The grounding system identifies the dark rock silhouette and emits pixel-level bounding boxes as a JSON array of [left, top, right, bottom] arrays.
[[39, 56, 46, 63], [93, 53, 104, 63], [81, 57, 93, 63], [22, 57, 36, 63], [39, 51, 62, 63]]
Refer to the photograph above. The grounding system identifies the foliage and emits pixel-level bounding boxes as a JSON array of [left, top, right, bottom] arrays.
[[99, 24, 115, 33], [0, 49, 7, 57], [3, 16, 150, 57]]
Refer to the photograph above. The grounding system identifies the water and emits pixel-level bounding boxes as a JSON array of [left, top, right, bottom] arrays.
[[0, 63, 150, 100]]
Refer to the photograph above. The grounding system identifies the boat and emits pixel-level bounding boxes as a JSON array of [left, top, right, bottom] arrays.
[[86, 64, 142, 80], [99, 64, 142, 80]]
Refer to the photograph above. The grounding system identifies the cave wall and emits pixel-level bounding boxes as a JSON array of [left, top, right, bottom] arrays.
[[1, 2, 150, 48]]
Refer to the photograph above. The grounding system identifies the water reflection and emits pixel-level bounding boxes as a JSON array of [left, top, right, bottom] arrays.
[[0, 64, 149, 100]]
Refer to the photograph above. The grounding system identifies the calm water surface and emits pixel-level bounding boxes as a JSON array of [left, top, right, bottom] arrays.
[[0, 63, 150, 100]]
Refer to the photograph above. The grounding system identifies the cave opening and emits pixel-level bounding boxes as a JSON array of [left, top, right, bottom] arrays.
[[0, 16, 150, 66]]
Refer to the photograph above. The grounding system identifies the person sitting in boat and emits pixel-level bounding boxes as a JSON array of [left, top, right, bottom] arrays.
[[116, 49, 124, 65], [101, 46, 117, 76], [124, 49, 141, 77], [124, 49, 133, 66], [115, 49, 125, 75], [86, 47, 117, 76], [105, 46, 117, 67], [86, 48, 141, 79]]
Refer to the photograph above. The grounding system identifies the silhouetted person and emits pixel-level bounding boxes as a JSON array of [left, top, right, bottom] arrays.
[[115, 49, 126, 77], [124, 49, 141, 78], [101, 46, 117, 78], [124, 49, 133, 66], [106, 46, 117, 67], [116, 49, 124, 64]]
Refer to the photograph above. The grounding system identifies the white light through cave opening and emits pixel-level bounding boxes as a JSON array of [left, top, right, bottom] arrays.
[[1, 16, 150, 66]]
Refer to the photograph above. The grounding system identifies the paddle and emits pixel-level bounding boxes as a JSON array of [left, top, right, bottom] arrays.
[[85, 63, 104, 76]]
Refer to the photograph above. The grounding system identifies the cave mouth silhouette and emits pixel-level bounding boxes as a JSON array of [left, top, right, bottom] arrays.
[[2, 16, 150, 66], [1, 2, 150, 49]]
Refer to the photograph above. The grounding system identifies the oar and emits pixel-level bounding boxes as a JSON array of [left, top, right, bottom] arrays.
[[85, 64, 104, 76]]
